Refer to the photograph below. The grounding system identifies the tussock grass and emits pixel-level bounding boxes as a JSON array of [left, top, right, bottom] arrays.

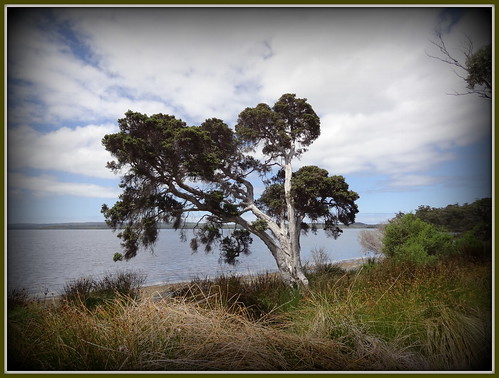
[[170, 272, 299, 321], [8, 257, 492, 371], [61, 271, 146, 309], [8, 293, 352, 371]]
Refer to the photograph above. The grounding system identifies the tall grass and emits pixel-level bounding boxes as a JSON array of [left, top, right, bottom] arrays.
[[61, 271, 146, 308], [290, 257, 492, 370], [8, 257, 492, 371]]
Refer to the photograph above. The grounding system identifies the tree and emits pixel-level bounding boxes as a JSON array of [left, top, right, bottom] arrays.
[[427, 32, 492, 99], [415, 198, 492, 239], [101, 94, 359, 287]]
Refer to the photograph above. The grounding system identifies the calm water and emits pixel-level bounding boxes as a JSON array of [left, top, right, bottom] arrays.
[[7, 228, 371, 296]]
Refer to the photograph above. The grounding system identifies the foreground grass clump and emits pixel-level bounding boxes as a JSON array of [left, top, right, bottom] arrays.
[[8, 258, 492, 371], [8, 293, 356, 371], [172, 272, 300, 320], [61, 271, 146, 309]]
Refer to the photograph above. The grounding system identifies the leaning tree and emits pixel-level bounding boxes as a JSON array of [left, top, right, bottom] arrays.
[[102, 93, 359, 287]]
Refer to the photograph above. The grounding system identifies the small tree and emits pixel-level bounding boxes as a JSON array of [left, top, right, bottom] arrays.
[[102, 94, 359, 287]]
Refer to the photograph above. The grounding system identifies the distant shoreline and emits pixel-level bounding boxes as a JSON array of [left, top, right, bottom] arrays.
[[8, 222, 379, 230]]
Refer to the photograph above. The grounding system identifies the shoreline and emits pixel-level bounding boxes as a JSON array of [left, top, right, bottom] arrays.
[[139, 257, 370, 300], [22, 257, 371, 302]]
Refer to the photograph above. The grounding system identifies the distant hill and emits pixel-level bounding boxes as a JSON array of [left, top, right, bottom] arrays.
[[8, 222, 111, 230], [8, 221, 377, 230]]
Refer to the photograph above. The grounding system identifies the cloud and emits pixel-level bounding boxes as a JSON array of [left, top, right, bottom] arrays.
[[48, 8, 274, 123], [387, 174, 443, 188], [7, 6, 492, 199], [300, 90, 490, 178], [9, 123, 119, 179], [9, 173, 121, 198]]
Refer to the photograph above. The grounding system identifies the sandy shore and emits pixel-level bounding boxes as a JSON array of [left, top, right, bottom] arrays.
[[139, 257, 368, 300]]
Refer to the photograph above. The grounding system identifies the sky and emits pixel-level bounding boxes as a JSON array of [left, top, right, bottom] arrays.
[[6, 6, 493, 225]]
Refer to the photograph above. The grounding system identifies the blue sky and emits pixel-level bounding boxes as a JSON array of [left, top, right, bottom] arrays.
[[7, 6, 493, 225]]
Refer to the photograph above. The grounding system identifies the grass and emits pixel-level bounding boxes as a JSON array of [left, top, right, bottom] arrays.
[[61, 270, 146, 309], [7, 256, 492, 371]]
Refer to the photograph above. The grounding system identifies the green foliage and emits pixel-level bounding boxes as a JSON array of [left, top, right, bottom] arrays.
[[257, 166, 359, 237], [219, 229, 253, 265], [454, 231, 491, 261], [251, 219, 268, 232], [235, 93, 320, 157], [101, 110, 248, 261], [113, 252, 123, 262], [465, 44, 492, 94], [415, 198, 492, 237], [383, 214, 453, 264]]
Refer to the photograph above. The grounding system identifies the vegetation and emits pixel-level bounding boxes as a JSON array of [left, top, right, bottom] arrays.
[[8, 251, 491, 371], [101, 94, 359, 287], [428, 31, 492, 99], [61, 271, 146, 309], [359, 198, 492, 264], [382, 214, 454, 265], [415, 198, 492, 237], [8, 194, 492, 371]]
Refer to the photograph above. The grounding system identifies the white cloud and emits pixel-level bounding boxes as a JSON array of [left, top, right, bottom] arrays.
[[9, 173, 120, 198], [9, 123, 119, 179], [388, 174, 442, 188], [7, 6, 492, 198], [300, 88, 490, 179]]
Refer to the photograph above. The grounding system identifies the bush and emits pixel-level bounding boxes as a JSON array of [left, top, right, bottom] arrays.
[[307, 248, 344, 275], [455, 231, 491, 261], [383, 214, 453, 264]]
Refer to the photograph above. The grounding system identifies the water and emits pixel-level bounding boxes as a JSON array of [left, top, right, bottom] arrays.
[[7, 228, 371, 296]]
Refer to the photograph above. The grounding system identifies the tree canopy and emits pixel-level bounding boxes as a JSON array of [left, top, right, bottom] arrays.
[[102, 93, 359, 287]]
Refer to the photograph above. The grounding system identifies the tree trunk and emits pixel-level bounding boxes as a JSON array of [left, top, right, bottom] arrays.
[[256, 229, 308, 288], [268, 242, 309, 288], [242, 146, 309, 288], [280, 147, 309, 288]]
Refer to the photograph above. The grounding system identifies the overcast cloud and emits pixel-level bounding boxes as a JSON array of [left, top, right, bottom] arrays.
[[7, 6, 492, 224]]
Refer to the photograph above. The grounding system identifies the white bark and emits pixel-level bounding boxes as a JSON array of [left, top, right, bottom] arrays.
[[280, 145, 309, 287], [233, 144, 309, 288]]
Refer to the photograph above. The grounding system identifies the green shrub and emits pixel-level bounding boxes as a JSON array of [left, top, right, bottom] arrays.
[[383, 214, 453, 264], [455, 231, 491, 261]]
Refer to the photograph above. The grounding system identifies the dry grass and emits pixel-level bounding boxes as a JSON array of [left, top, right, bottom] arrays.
[[9, 293, 362, 371], [8, 257, 492, 372]]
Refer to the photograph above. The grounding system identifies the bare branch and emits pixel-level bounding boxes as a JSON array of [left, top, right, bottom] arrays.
[[427, 31, 492, 100]]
